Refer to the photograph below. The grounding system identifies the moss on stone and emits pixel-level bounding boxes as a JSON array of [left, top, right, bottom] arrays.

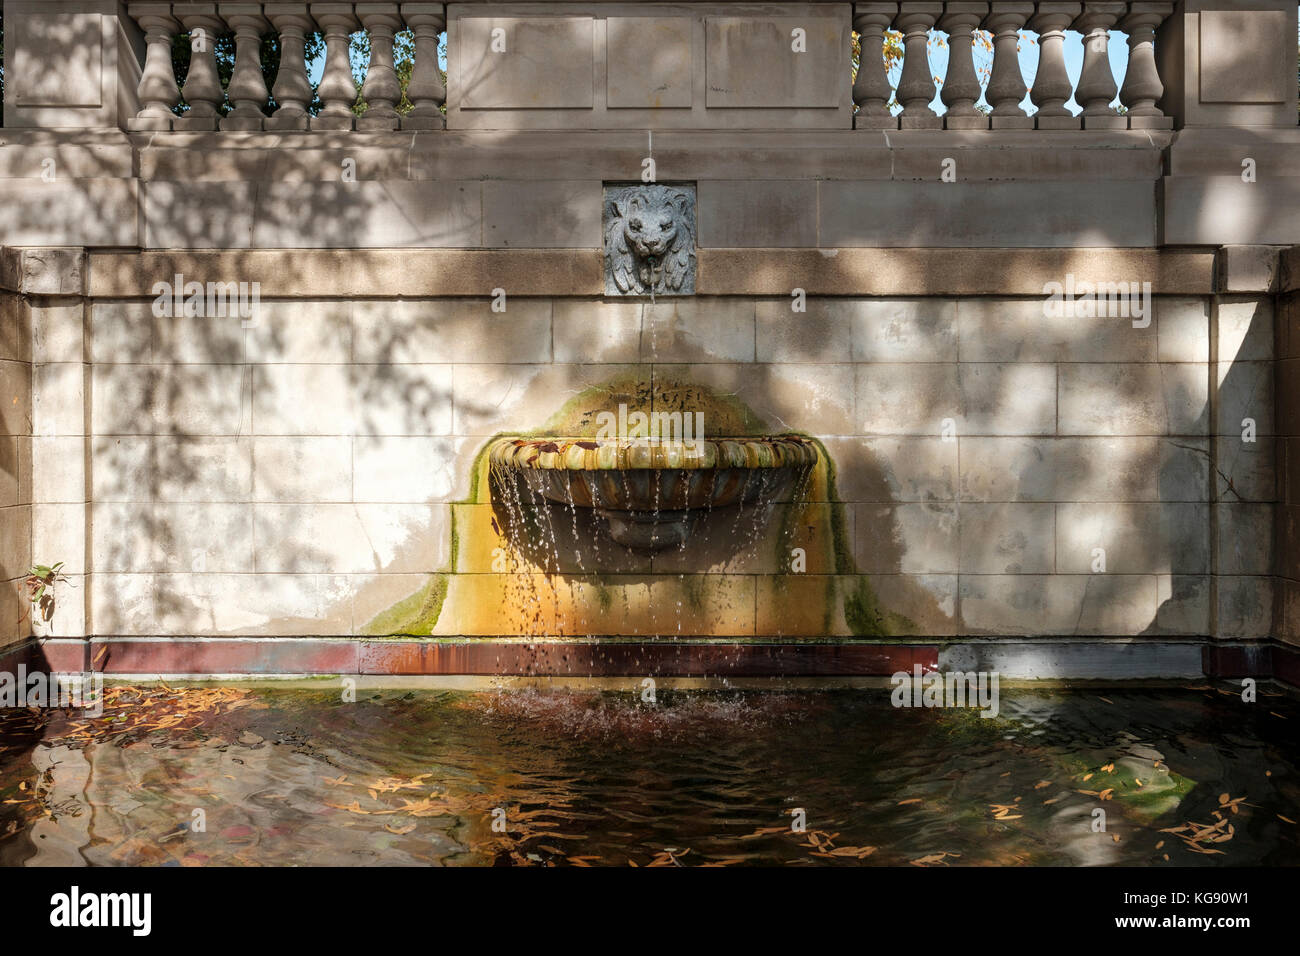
[[530, 373, 770, 439], [361, 573, 448, 637], [680, 572, 707, 611], [843, 575, 917, 637], [592, 581, 614, 614], [930, 705, 1009, 744], [1055, 755, 1196, 825], [538, 374, 656, 436]]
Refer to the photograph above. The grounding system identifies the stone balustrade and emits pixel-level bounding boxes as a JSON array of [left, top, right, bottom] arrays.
[[1, 1, 1293, 134], [124, 1, 1176, 132], [854, 1, 1174, 130], [125, 1, 447, 131]]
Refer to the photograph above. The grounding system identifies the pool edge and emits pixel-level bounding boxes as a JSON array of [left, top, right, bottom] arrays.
[[2, 636, 1298, 689]]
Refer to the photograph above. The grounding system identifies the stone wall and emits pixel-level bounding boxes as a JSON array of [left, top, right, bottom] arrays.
[[1274, 248, 1300, 648], [40, 245, 1273, 641], [0, 0, 1296, 665], [0, 254, 33, 648]]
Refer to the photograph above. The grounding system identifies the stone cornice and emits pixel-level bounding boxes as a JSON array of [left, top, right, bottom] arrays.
[[85, 247, 1216, 297]]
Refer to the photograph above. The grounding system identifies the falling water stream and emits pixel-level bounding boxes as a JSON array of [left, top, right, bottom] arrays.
[[487, 439, 815, 638]]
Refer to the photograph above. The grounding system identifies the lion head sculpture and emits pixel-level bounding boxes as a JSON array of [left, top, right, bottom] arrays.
[[604, 184, 696, 296]]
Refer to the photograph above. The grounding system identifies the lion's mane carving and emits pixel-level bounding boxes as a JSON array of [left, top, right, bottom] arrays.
[[604, 185, 696, 296]]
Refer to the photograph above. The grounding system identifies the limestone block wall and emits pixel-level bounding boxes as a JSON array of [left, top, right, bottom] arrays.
[[86, 294, 459, 636], [0, 280, 31, 648], [1211, 292, 1277, 638], [446, 2, 853, 129], [0, 248, 92, 649], [62, 275, 1275, 641], [1275, 249, 1300, 648]]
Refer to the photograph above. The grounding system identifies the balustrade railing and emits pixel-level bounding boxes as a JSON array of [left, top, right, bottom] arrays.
[[854, 1, 1175, 130], [122, 1, 1177, 133], [126, 2, 447, 131]]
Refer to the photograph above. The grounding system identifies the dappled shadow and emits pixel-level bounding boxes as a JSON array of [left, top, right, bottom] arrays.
[[0, 278, 29, 647], [0, 9, 1272, 651]]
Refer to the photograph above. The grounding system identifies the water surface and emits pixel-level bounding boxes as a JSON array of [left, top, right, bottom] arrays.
[[0, 684, 1296, 866]]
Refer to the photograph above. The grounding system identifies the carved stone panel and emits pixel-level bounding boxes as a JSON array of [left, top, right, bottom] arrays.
[[603, 184, 697, 297]]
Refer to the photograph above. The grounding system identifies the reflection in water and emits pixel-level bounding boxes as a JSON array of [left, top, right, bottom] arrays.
[[0, 685, 1297, 866]]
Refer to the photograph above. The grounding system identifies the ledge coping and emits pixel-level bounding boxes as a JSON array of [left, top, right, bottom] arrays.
[[86, 247, 1216, 297]]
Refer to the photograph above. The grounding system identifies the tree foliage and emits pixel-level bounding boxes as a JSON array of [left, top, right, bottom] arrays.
[[170, 30, 326, 115], [853, 29, 1020, 114], [165, 28, 446, 118]]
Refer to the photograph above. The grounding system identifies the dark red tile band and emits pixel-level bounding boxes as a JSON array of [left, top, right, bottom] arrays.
[[1272, 643, 1300, 688], [3, 637, 1300, 684], [11, 638, 937, 678], [355, 641, 937, 677], [89, 639, 360, 676], [1202, 643, 1274, 679]]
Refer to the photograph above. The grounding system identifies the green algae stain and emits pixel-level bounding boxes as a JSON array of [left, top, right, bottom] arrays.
[[843, 575, 916, 637], [361, 573, 449, 637], [1057, 755, 1196, 826], [930, 705, 1009, 745], [592, 581, 614, 614]]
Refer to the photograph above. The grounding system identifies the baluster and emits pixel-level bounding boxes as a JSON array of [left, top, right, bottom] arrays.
[[127, 4, 180, 131], [1120, 2, 1174, 129], [983, 2, 1034, 128], [174, 4, 225, 131], [357, 4, 403, 130], [311, 3, 360, 130], [1073, 2, 1126, 128], [265, 3, 316, 130], [1029, 2, 1081, 129], [219, 4, 270, 130], [896, 3, 943, 129], [402, 3, 447, 129], [940, 3, 989, 129], [853, 3, 899, 129]]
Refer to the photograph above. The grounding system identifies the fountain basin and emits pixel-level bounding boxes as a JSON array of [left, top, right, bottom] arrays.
[[488, 436, 818, 550]]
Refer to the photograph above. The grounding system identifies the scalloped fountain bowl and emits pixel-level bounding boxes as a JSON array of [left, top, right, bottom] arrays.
[[489, 436, 819, 550]]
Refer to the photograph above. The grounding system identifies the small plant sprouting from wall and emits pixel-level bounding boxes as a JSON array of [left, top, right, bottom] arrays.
[[24, 562, 70, 625]]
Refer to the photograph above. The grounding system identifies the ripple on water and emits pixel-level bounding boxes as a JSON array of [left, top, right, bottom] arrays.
[[0, 685, 1296, 867]]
